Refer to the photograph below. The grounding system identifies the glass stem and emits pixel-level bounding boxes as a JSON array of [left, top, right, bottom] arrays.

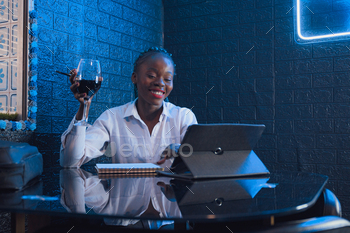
[[83, 99, 88, 123]]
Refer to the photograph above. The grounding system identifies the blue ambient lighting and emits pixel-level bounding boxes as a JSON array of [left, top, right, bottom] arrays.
[[296, 0, 350, 40]]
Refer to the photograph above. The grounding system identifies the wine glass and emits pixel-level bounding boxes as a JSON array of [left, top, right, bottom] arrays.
[[74, 59, 102, 127]]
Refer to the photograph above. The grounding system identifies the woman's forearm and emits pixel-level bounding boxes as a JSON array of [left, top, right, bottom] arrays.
[[60, 126, 87, 167]]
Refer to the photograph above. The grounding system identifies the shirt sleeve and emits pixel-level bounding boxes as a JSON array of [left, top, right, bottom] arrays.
[[60, 111, 111, 167], [180, 108, 198, 141]]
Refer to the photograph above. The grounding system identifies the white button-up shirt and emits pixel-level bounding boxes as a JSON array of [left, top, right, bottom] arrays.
[[60, 100, 197, 168]]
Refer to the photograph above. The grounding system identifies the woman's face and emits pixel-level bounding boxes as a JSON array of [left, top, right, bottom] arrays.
[[132, 53, 174, 107]]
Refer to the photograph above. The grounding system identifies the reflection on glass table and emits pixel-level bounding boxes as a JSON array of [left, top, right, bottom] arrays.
[[60, 169, 180, 229], [58, 169, 329, 222], [170, 176, 271, 218]]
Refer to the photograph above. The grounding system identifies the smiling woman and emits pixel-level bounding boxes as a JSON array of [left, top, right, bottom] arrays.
[[131, 48, 174, 118], [60, 47, 197, 168], [133, 47, 176, 103]]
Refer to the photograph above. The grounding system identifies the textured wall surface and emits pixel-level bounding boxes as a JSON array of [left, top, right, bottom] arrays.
[[1, 1, 163, 231], [164, 0, 350, 219], [2, 1, 350, 231], [34, 0, 163, 169]]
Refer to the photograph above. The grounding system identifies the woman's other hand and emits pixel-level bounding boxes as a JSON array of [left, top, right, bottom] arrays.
[[157, 143, 181, 165]]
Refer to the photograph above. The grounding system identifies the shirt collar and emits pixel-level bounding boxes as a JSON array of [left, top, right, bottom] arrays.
[[123, 98, 173, 119]]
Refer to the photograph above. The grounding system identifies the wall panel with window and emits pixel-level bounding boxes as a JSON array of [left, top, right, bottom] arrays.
[[0, 0, 36, 142], [0, 0, 26, 118]]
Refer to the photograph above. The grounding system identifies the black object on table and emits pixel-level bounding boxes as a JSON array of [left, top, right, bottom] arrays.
[[1, 167, 346, 233], [160, 124, 269, 179]]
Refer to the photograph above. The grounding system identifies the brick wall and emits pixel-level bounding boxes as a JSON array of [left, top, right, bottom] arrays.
[[164, 0, 350, 219], [34, 0, 163, 169]]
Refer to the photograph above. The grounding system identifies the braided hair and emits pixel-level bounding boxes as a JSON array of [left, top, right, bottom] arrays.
[[133, 47, 176, 102]]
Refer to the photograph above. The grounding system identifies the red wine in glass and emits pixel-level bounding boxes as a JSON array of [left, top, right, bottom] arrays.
[[74, 59, 102, 126], [77, 79, 102, 99]]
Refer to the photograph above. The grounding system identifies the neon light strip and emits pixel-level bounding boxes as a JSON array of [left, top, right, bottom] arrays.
[[297, 0, 350, 40]]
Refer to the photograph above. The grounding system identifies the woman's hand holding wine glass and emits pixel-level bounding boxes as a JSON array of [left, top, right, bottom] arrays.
[[68, 59, 102, 126], [69, 69, 89, 105]]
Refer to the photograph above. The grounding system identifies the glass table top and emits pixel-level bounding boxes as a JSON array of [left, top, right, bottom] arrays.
[[0, 168, 328, 224]]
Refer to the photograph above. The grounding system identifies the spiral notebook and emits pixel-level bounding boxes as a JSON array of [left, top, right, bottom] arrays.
[[98, 172, 158, 179], [95, 163, 164, 174]]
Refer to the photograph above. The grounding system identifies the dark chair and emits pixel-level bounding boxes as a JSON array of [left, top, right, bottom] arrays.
[[272, 188, 342, 225], [323, 189, 342, 217]]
